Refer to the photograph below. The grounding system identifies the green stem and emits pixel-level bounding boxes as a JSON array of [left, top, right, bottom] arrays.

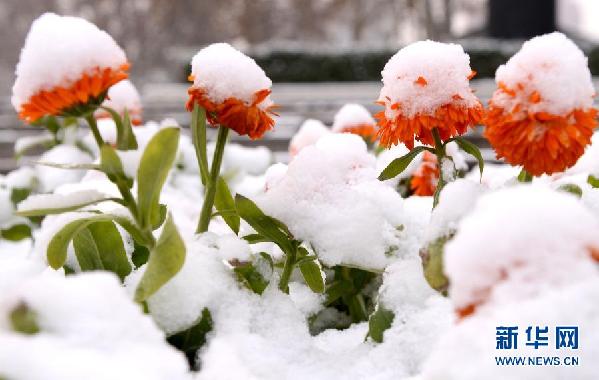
[[517, 168, 533, 183], [84, 114, 104, 147], [197, 125, 229, 233], [279, 246, 297, 294], [431, 128, 447, 208]]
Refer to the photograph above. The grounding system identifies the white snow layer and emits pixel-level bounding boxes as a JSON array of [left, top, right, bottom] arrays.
[[12, 13, 127, 111], [494, 32, 594, 115], [288, 119, 331, 158], [99, 79, 142, 118], [379, 40, 479, 118], [190, 43, 272, 106], [331, 103, 376, 132]]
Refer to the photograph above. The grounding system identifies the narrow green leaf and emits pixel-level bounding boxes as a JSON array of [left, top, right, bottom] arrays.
[[517, 168, 533, 183], [73, 228, 104, 271], [298, 247, 324, 294], [324, 279, 354, 306], [137, 128, 180, 230], [367, 305, 395, 343], [234, 262, 269, 295], [190, 104, 209, 185], [1, 224, 32, 241], [557, 183, 583, 198], [87, 221, 132, 280], [132, 240, 150, 268], [150, 203, 168, 230], [235, 194, 293, 254], [454, 137, 484, 178], [101, 106, 138, 150], [10, 188, 31, 207], [378, 146, 428, 181], [588, 174, 599, 188], [16, 194, 119, 217], [10, 303, 39, 335], [214, 177, 240, 234], [100, 145, 133, 188], [135, 213, 186, 302], [242, 234, 271, 244], [34, 161, 100, 171]]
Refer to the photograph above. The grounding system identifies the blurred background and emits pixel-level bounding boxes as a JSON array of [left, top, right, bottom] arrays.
[[0, 0, 598, 169]]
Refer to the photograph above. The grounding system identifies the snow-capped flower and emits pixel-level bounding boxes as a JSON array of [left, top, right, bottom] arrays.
[[484, 32, 597, 176], [95, 79, 143, 125], [12, 13, 129, 123], [376, 40, 483, 149], [410, 151, 439, 196], [332, 103, 377, 141], [288, 119, 331, 158], [186, 43, 277, 139]]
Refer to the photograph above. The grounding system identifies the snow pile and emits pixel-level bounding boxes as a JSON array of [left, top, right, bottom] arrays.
[[331, 103, 375, 132], [190, 43, 272, 106], [0, 270, 190, 380], [35, 145, 93, 193], [493, 32, 594, 116], [445, 185, 599, 314], [98, 79, 142, 122], [379, 40, 479, 118], [289, 119, 331, 158], [465, 163, 520, 190], [256, 133, 410, 270], [12, 12, 127, 111], [221, 143, 272, 176]]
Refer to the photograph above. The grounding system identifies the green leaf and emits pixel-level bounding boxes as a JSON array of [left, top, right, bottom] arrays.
[[100, 145, 133, 188], [190, 104, 209, 185], [367, 305, 395, 343], [73, 228, 104, 271], [10, 188, 31, 207], [420, 235, 451, 295], [87, 222, 131, 280], [234, 262, 269, 295], [214, 177, 240, 234], [9, 302, 39, 335], [378, 146, 428, 181], [167, 308, 212, 366], [242, 234, 271, 244], [517, 168, 533, 183], [324, 279, 354, 306], [150, 203, 168, 230], [101, 106, 138, 150], [235, 194, 293, 254], [453, 137, 484, 178], [588, 174, 599, 188], [135, 213, 186, 302], [297, 247, 324, 293], [557, 183, 583, 198], [16, 194, 119, 217], [34, 161, 100, 171], [1, 224, 32, 241], [137, 128, 180, 230], [132, 240, 150, 268]]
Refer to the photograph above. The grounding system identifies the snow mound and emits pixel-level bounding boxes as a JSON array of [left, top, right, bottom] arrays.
[[289, 119, 331, 158], [379, 40, 479, 118], [99, 79, 142, 120], [332, 103, 375, 132], [12, 12, 127, 111], [35, 145, 93, 193]]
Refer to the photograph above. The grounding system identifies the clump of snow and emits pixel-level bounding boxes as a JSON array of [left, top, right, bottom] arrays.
[[425, 179, 485, 243], [221, 143, 272, 176], [0, 271, 190, 379], [4, 166, 36, 189], [12, 13, 127, 111], [17, 190, 110, 214], [288, 282, 324, 317], [440, 157, 456, 183], [98, 79, 142, 120], [565, 131, 599, 176], [331, 103, 375, 132], [445, 185, 599, 313], [379, 40, 479, 118], [256, 133, 409, 271], [190, 43, 272, 106], [493, 32, 594, 116], [35, 145, 93, 193], [444, 141, 468, 172], [419, 277, 599, 380], [288, 119, 331, 158]]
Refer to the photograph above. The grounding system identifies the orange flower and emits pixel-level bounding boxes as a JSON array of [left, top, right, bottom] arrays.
[[186, 86, 277, 140], [17, 64, 129, 123], [376, 97, 483, 149], [410, 152, 439, 196], [484, 82, 597, 176], [337, 123, 378, 142]]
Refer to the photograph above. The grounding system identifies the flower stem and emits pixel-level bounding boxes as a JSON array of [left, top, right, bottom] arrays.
[[431, 128, 447, 208], [278, 246, 297, 294], [197, 125, 229, 233], [84, 113, 105, 147]]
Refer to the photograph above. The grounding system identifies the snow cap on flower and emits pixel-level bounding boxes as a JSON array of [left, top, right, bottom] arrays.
[[186, 43, 276, 139], [445, 185, 599, 319], [332, 103, 377, 140], [376, 40, 482, 149], [96, 79, 143, 125], [12, 13, 128, 123], [288, 119, 331, 158], [484, 32, 597, 176]]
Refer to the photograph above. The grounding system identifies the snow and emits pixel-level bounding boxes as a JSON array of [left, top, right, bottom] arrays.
[[379, 40, 479, 118], [0, 271, 190, 380], [493, 32, 594, 116], [331, 103, 376, 132], [288, 119, 331, 158], [444, 185, 599, 314], [98, 79, 142, 120], [17, 191, 110, 220], [256, 133, 409, 271], [190, 43, 273, 106], [35, 145, 93, 193], [221, 143, 273, 176], [12, 13, 127, 111], [4, 167, 36, 190]]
